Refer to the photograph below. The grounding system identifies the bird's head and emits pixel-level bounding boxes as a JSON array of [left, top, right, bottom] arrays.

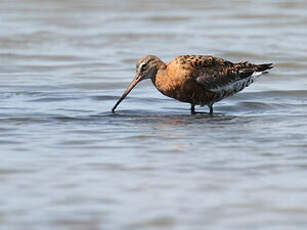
[[112, 55, 163, 112], [135, 55, 161, 81]]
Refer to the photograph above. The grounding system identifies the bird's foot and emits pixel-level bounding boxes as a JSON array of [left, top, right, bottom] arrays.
[[191, 104, 196, 115], [191, 104, 214, 115], [208, 105, 213, 115]]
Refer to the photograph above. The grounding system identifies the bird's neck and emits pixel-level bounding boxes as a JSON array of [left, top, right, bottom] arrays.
[[151, 63, 174, 96]]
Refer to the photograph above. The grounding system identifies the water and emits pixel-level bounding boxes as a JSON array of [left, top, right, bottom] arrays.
[[1, 0, 307, 229]]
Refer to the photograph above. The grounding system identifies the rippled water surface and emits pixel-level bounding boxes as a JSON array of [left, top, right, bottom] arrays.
[[1, 0, 307, 229]]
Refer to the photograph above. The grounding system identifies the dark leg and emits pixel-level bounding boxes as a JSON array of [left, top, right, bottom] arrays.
[[208, 105, 213, 115], [191, 104, 196, 114]]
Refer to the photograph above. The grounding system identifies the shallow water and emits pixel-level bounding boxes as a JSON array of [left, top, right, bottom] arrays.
[[1, 0, 307, 229]]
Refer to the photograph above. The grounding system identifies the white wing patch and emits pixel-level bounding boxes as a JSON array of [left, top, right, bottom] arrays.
[[251, 71, 263, 78], [209, 71, 265, 94]]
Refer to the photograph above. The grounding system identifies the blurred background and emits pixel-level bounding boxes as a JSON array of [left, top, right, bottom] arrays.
[[1, 0, 307, 229]]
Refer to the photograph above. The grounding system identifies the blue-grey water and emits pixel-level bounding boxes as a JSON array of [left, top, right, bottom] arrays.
[[1, 0, 307, 229]]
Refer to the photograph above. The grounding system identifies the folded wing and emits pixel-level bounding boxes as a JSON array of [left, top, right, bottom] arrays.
[[189, 56, 273, 95]]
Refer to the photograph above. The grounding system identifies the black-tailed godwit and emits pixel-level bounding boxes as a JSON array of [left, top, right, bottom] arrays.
[[112, 55, 273, 114]]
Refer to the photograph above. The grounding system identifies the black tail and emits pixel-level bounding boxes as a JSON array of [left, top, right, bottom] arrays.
[[256, 63, 273, 72]]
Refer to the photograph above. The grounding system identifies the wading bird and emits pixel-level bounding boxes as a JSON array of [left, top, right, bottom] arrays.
[[112, 55, 273, 114]]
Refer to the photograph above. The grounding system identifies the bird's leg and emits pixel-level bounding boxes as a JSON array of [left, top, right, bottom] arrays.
[[191, 104, 196, 114], [208, 105, 213, 115]]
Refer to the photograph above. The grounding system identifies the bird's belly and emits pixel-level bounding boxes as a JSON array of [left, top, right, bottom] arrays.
[[158, 80, 218, 106]]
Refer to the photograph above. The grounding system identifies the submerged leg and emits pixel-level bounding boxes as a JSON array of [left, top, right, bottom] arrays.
[[208, 105, 213, 115], [191, 104, 196, 114]]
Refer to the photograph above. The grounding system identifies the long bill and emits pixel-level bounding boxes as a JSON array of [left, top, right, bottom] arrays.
[[112, 75, 142, 113]]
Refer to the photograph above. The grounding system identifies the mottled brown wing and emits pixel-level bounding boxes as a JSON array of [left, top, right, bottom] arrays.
[[184, 55, 272, 92], [191, 57, 249, 91]]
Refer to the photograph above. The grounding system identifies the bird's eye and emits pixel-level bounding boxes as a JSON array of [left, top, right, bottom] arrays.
[[140, 63, 147, 71]]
